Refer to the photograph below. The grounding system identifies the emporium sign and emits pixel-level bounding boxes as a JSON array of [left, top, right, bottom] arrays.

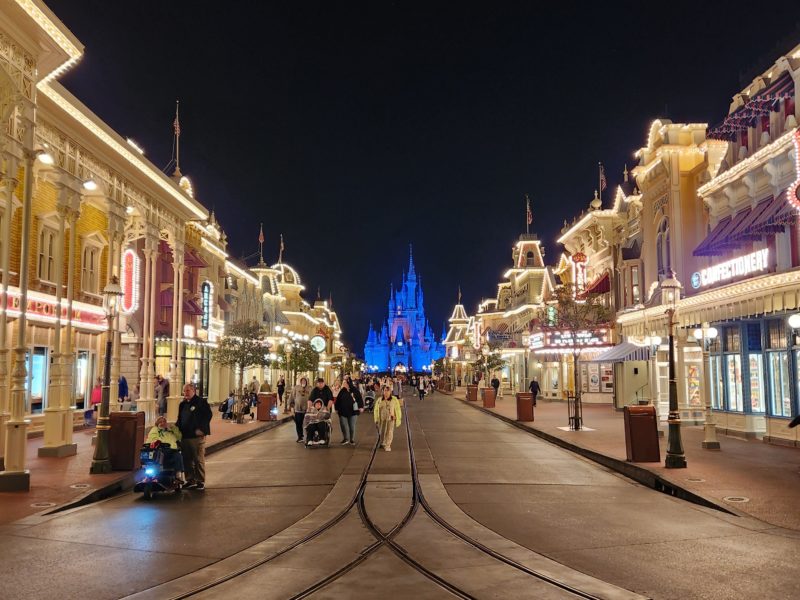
[[690, 248, 769, 289], [5, 291, 106, 328]]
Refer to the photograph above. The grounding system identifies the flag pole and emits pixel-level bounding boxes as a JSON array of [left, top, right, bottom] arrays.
[[174, 100, 181, 177], [598, 162, 602, 203]]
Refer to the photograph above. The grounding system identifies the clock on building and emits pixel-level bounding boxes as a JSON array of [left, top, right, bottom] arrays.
[[310, 335, 326, 353]]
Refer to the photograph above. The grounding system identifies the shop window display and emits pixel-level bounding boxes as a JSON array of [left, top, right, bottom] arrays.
[[748, 354, 765, 412], [769, 351, 791, 417], [709, 355, 723, 410], [725, 354, 743, 412]]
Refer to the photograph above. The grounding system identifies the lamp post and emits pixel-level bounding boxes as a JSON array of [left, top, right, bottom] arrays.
[[90, 276, 123, 474], [481, 344, 490, 386], [661, 273, 687, 468], [693, 323, 720, 450]]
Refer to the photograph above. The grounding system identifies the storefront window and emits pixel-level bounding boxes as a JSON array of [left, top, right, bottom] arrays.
[[73, 350, 94, 410], [26, 347, 48, 414], [709, 355, 723, 410], [154, 340, 172, 383], [769, 351, 791, 417], [725, 354, 743, 411], [748, 354, 765, 412], [631, 266, 640, 304]]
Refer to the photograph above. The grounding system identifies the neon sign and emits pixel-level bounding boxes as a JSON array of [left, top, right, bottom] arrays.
[[691, 248, 769, 289], [120, 248, 140, 314], [201, 281, 213, 330], [788, 128, 800, 212]]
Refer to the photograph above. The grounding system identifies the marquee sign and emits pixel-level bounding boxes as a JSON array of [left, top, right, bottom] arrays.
[[690, 248, 769, 289], [200, 281, 213, 330], [120, 248, 140, 314], [789, 128, 800, 211], [547, 329, 608, 348]]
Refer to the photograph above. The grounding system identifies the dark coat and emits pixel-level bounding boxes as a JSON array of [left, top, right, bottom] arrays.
[[335, 387, 363, 417], [529, 380, 541, 396], [309, 385, 333, 406], [177, 394, 212, 439]]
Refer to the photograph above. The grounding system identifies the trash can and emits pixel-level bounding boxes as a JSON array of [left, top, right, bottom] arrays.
[[109, 411, 145, 470], [516, 393, 534, 422], [257, 392, 278, 421], [623, 405, 660, 462], [466, 385, 478, 402], [481, 387, 496, 408]]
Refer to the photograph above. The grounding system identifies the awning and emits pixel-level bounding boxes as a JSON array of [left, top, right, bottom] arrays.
[[744, 190, 796, 236], [587, 342, 650, 363], [708, 71, 794, 140], [184, 298, 204, 316], [184, 250, 209, 269], [693, 209, 751, 257], [586, 272, 610, 294]]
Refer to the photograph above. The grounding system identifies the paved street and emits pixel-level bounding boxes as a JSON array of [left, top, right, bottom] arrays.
[[1, 391, 798, 599]]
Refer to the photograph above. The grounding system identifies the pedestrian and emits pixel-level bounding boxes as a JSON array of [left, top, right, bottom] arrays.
[[529, 378, 540, 406], [491, 374, 500, 399], [155, 374, 169, 416], [374, 385, 402, 452], [177, 382, 212, 490], [334, 378, 363, 445], [249, 376, 260, 395], [145, 415, 186, 484], [118, 374, 129, 407], [86, 377, 102, 425], [417, 376, 426, 401], [291, 377, 312, 443], [128, 384, 140, 411], [277, 376, 287, 412], [309, 377, 334, 411], [259, 379, 272, 393]]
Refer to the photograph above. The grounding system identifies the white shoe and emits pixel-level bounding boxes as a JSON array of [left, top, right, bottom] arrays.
[[385, 446, 391, 452]]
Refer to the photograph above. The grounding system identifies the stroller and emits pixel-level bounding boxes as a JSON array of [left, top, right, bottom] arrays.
[[364, 390, 375, 413], [304, 404, 332, 448]]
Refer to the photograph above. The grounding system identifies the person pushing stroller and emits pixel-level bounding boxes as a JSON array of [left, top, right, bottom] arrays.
[[303, 399, 331, 446]]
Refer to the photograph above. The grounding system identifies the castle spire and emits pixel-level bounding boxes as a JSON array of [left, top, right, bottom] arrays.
[[408, 244, 416, 280]]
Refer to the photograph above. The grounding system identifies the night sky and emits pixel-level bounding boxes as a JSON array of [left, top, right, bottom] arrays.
[[47, 1, 800, 352]]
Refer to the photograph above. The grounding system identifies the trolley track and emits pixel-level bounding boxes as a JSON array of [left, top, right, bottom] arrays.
[[153, 395, 635, 599]]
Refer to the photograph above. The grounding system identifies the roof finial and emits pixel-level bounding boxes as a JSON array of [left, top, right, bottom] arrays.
[[172, 99, 182, 178], [317, 285, 321, 300], [623, 164, 629, 182], [258, 223, 265, 264], [278, 234, 285, 263], [458, 286, 462, 304]]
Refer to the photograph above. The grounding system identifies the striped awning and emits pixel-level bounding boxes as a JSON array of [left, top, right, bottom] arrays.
[[587, 342, 650, 363]]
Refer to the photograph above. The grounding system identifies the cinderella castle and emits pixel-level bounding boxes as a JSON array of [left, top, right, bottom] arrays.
[[364, 247, 445, 373]]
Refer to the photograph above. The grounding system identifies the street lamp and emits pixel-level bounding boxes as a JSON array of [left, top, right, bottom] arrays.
[[693, 323, 720, 450], [661, 272, 687, 468], [90, 275, 123, 474]]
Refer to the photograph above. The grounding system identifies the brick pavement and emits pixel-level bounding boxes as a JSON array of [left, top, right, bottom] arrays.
[[451, 388, 800, 531], [0, 409, 292, 526]]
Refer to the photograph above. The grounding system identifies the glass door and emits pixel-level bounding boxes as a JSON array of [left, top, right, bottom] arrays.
[[26, 347, 49, 415]]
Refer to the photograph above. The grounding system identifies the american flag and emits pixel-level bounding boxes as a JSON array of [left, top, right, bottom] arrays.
[[526, 195, 533, 225], [599, 162, 607, 192], [258, 223, 264, 244]]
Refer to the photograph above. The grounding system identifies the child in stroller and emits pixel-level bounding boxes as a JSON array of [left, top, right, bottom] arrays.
[[303, 399, 331, 447]]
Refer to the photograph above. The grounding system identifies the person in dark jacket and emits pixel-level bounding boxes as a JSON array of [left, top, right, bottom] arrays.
[[309, 378, 334, 411], [335, 378, 363, 445], [529, 378, 541, 406], [277, 376, 287, 412], [490, 375, 500, 399], [177, 382, 212, 490]]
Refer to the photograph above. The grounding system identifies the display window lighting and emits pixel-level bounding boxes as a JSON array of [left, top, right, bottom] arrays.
[[37, 151, 54, 165], [83, 179, 98, 191]]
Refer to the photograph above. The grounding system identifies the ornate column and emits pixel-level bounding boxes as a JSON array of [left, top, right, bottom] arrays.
[[137, 228, 158, 425], [167, 237, 184, 421], [60, 201, 80, 448], [0, 136, 35, 491], [0, 157, 19, 471], [148, 238, 158, 407], [39, 185, 77, 457]]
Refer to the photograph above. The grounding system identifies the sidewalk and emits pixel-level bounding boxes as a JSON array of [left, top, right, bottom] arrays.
[[451, 389, 800, 531], [0, 410, 292, 526]]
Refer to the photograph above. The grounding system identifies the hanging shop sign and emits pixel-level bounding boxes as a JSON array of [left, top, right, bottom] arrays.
[[120, 248, 140, 314], [200, 281, 213, 330], [529, 333, 545, 349], [690, 248, 769, 289], [310, 335, 327, 353], [547, 329, 609, 348]]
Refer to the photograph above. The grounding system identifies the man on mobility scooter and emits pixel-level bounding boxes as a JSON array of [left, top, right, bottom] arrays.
[[303, 399, 331, 447]]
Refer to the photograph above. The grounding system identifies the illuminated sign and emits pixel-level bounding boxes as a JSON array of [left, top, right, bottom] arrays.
[[201, 281, 212, 329], [310, 335, 326, 353], [547, 330, 608, 348], [691, 248, 769, 289], [571, 253, 587, 296], [120, 248, 140, 314], [5, 291, 106, 329], [530, 333, 544, 349], [789, 128, 800, 212]]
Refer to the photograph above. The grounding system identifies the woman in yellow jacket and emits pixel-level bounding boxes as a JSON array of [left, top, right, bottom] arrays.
[[146, 415, 186, 483], [373, 386, 402, 452]]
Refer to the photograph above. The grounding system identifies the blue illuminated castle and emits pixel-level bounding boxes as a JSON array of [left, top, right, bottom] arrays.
[[364, 247, 445, 372]]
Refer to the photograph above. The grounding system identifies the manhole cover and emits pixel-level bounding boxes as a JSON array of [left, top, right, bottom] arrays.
[[69, 483, 91, 489], [30, 502, 57, 508], [723, 496, 750, 503], [687, 477, 705, 482]]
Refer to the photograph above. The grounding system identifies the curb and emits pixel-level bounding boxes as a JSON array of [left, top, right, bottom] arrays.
[[457, 397, 738, 517], [44, 416, 293, 516]]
